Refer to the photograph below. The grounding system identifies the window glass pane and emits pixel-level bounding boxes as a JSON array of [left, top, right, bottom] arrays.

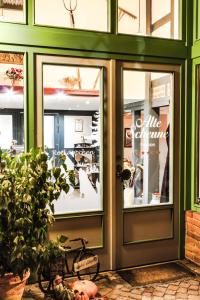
[[0, 0, 25, 23], [152, 22, 171, 39], [44, 115, 55, 149], [123, 70, 173, 208], [118, 0, 179, 39], [43, 64, 103, 214], [0, 115, 12, 148], [0, 53, 24, 153], [35, 0, 108, 32], [151, 0, 170, 23]]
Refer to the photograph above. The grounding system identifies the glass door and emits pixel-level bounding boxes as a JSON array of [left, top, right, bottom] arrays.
[[36, 55, 112, 271], [116, 62, 180, 268]]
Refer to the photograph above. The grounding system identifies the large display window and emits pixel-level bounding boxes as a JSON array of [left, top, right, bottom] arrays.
[[122, 69, 173, 208], [118, 0, 179, 39], [0, 52, 24, 153], [35, 0, 108, 32], [41, 63, 104, 214]]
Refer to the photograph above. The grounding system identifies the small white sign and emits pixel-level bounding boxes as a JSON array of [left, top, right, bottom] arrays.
[[74, 255, 98, 272]]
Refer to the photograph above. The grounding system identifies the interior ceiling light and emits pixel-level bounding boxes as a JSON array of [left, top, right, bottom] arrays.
[[5, 88, 15, 97], [63, 0, 77, 28], [55, 91, 66, 99]]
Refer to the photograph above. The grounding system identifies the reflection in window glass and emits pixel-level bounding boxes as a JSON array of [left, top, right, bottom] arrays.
[[152, 22, 171, 39], [44, 115, 55, 149], [123, 70, 172, 208], [35, 0, 108, 32], [151, 0, 171, 24], [0, 0, 25, 23], [0, 53, 24, 153], [118, 0, 179, 39], [43, 64, 103, 214]]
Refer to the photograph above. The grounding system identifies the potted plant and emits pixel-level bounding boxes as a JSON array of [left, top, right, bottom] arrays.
[[0, 148, 74, 300]]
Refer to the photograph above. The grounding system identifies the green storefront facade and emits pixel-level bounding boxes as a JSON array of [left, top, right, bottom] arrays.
[[0, 0, 198, 270]]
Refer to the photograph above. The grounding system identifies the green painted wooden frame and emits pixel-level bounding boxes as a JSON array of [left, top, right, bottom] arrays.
[[191, 57, 200, 212], [0, 0, 190, 257]]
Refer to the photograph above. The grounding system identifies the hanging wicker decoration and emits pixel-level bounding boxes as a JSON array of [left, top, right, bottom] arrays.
[[63, 0, 78, 28]]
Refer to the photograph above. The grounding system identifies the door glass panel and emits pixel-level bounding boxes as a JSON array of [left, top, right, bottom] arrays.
[[44, 115, 55, 149], [43, 64, 103, 214], [0, 0, 25, 23], [123, 70, 173, 208], [118, 0, 179, 39], [0, 53, 24, 153], [35, 0, 108, 32], [0, 115, 12, 148]]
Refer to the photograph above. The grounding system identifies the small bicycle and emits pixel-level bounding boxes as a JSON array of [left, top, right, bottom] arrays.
[[38, 237, 100, 295]]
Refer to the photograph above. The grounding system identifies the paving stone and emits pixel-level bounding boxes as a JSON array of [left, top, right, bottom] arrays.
[[22, 260, 200, 300], [189, 284, 199, 290], [153, 290, 165, 297], [155, 286, 167, 293], [131, 288, 143, 295], [179, 282, 190, 288], [142, 292, 153, 297], [168, 284, 179, 291], [175, 294, 188, 299], [164, 295, 176, 299], [142, 287, 154, 293], [188, 280, 200, 285], [165, 289, 177, 295], [122, 287, 132, 292], [130, 294, 142, 300], [171, 281, 180, 286], [188, 289, 199, 295], [177, 287, 188, 293]]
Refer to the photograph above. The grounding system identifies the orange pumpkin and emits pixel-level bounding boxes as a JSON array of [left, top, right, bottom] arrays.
[[71, 280, 98, 298], [74, 291, 89, 300]]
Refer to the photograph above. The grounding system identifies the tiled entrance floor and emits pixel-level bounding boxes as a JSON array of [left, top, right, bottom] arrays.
[[23, 260, 200, 300]]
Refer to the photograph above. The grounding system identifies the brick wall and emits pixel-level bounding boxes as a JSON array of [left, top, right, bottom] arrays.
[[185, 211, 200, 265]]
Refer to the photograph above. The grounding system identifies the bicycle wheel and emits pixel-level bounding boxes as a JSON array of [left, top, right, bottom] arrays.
[[37, 258, 65, 295], [37, 267, 55, 295], [74, 250, 100, 281]]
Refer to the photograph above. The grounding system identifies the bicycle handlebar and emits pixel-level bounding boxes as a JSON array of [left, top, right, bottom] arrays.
[[62, 245, 72, 250], [70, 238, 88, 243]]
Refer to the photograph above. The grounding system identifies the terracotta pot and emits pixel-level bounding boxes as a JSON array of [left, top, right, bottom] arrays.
[[0, 271, 30, 300]]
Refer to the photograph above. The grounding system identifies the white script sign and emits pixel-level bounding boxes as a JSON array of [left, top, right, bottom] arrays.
[[74, 255, 98, 272]]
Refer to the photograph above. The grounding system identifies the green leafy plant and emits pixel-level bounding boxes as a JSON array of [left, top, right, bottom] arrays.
[[38, 235, 68, 281], [0, 148, 74, 279]]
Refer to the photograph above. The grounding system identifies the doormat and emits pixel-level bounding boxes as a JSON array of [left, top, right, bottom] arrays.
[[117, 262, 195, 286]]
